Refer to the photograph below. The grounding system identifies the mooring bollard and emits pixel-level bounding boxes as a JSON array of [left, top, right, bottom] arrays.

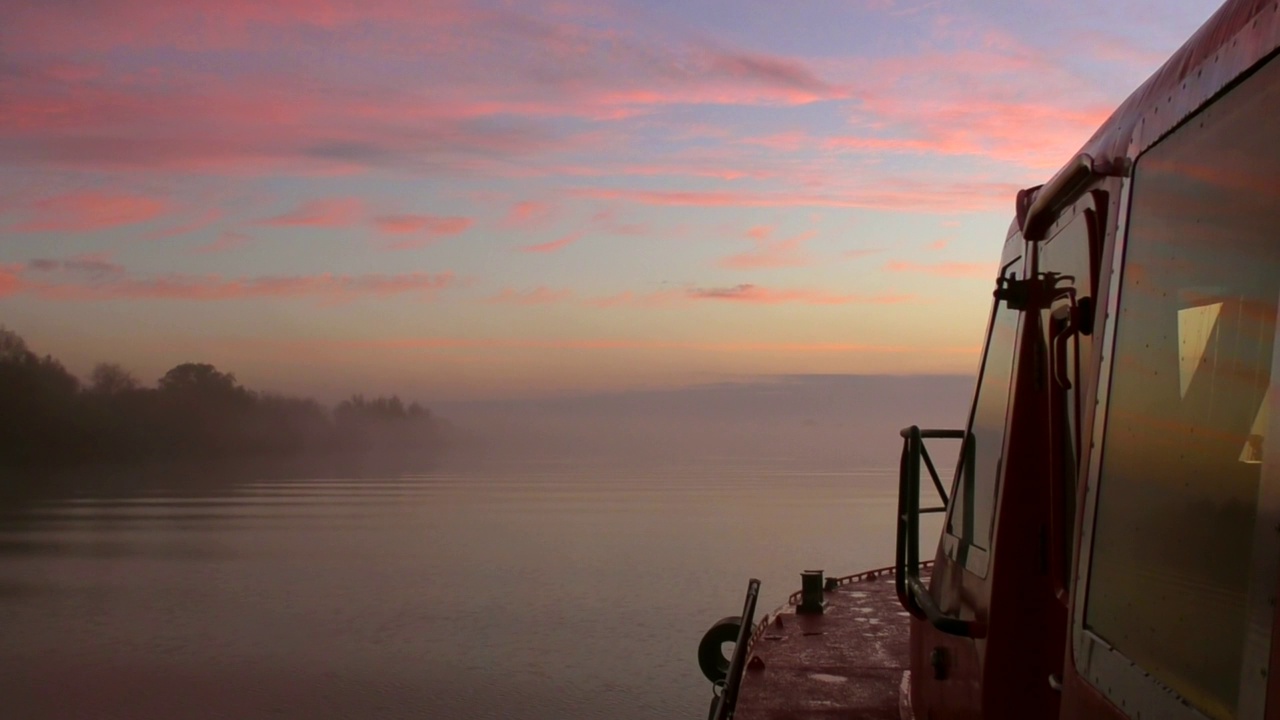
[[798, 569, 825, 614]]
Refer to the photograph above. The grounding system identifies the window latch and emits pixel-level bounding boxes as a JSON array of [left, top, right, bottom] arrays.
[[994, 272, 1075, 312]]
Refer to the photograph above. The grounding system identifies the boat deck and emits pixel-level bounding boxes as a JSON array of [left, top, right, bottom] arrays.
[[733, 566, 923, 720]]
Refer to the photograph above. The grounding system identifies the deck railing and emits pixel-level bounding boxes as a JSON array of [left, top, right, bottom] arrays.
[[895, 426, 980, 637], [709, 577, 760, 720]]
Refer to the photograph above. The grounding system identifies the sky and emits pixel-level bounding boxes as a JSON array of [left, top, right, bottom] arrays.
[[0, 0, 1223, 402]]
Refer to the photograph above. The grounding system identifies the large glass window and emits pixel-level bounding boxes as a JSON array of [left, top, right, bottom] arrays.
[[1038, 206, 1097, 589], [1085, 55, 1280, 719], [947, 251, 1023, 558]]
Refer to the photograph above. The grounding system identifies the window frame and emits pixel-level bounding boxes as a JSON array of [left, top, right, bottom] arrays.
[[940, 235, 1026, 579], [1035, 199, 1100, 599]]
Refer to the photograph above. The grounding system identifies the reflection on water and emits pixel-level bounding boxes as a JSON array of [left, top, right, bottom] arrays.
[[0, 461, 919, 719]]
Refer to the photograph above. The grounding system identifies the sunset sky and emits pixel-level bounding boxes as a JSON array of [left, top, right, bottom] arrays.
[[0, 0, 1219, 401]]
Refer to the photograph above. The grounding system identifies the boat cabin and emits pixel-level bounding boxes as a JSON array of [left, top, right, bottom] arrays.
[[902, 0, 1280, 717], [703, 1, 1280, 718]]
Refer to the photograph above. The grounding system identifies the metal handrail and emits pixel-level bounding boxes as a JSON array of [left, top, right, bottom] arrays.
[[895, 426, 981, 637], [710, 578, 760, 720], [897, 427, 962, 585]]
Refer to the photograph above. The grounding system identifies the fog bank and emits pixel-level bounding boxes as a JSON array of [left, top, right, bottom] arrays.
[[438, 374, 974, 470]]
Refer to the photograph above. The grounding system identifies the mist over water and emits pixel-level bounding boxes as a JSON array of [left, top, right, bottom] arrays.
[[439, 375, 975, 468], [0, 375, 968, 719]]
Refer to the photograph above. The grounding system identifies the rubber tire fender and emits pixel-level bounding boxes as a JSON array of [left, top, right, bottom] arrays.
[[697, 615, 742, 684]]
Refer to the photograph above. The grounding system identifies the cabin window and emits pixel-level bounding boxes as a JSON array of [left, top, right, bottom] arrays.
[[946, 252, 1023, 565], [1038, 204, 1097, 591], [1084, 53, 1280, 719]]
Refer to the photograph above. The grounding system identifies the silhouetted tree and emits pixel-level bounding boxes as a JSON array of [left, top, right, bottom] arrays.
[[0, 329, 450, 473], [0, 327, 83, 463], [0, 327, 30, 362], [158, 363, 245, 400], [89, 363, 139, 396]]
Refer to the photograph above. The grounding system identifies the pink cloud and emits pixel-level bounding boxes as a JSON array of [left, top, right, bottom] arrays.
[[609, 162, 771, 182], [704, 50, 844, 102], [586, 286, 686, 307], [501, 201, 554, 229], [140, 206, 224, 241], [824, 41, 1120, 172], [927, 237, 951, 251], [1072, 29, 1169, 70], [374, 214, 470, 235], [739, 132, 809, 152], [577, 189, 811, 208], [0, 0, 472, 56], [373, 214, 473, 249], [0, 4, 846, 180], [518, 232, 582, 254], [842, 248, 882, 260], [885, 260, 994, 278], [583, 283, 911, 308], [590, 208, 650, 236], [194, 231, 253, 254], [719, 229, 816, 269], [258, 198, 363, 227], [44, 63, 106, 83], [0, 76, 573, 175], [842, 101, 1111, 171], [583, 290, 683, 308], [13, 260, 455, 302], [486, 287, 575, 305], [0, 0, 1151, 251], [11, 192, 168, 233], [0, 264, 24, 298], [577, 184, 1016, 213], [364, 336, 917, 355], [8, 0, 962, 188], [5, 2, 845, 111], [686, 284, 911, 305], [27, 256, 126, 278]]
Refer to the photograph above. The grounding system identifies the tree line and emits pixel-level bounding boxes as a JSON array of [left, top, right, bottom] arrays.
[[0, 327, 451, 468]]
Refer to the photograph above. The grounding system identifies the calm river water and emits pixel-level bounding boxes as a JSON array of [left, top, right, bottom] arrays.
[[0, 460, 932, 719]]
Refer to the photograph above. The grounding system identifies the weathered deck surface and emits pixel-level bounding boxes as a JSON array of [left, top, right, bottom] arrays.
[[734, 568, 923, 720]]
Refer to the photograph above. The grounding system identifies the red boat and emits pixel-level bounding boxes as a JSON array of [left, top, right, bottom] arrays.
[[700, 0, 1280, 717]]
